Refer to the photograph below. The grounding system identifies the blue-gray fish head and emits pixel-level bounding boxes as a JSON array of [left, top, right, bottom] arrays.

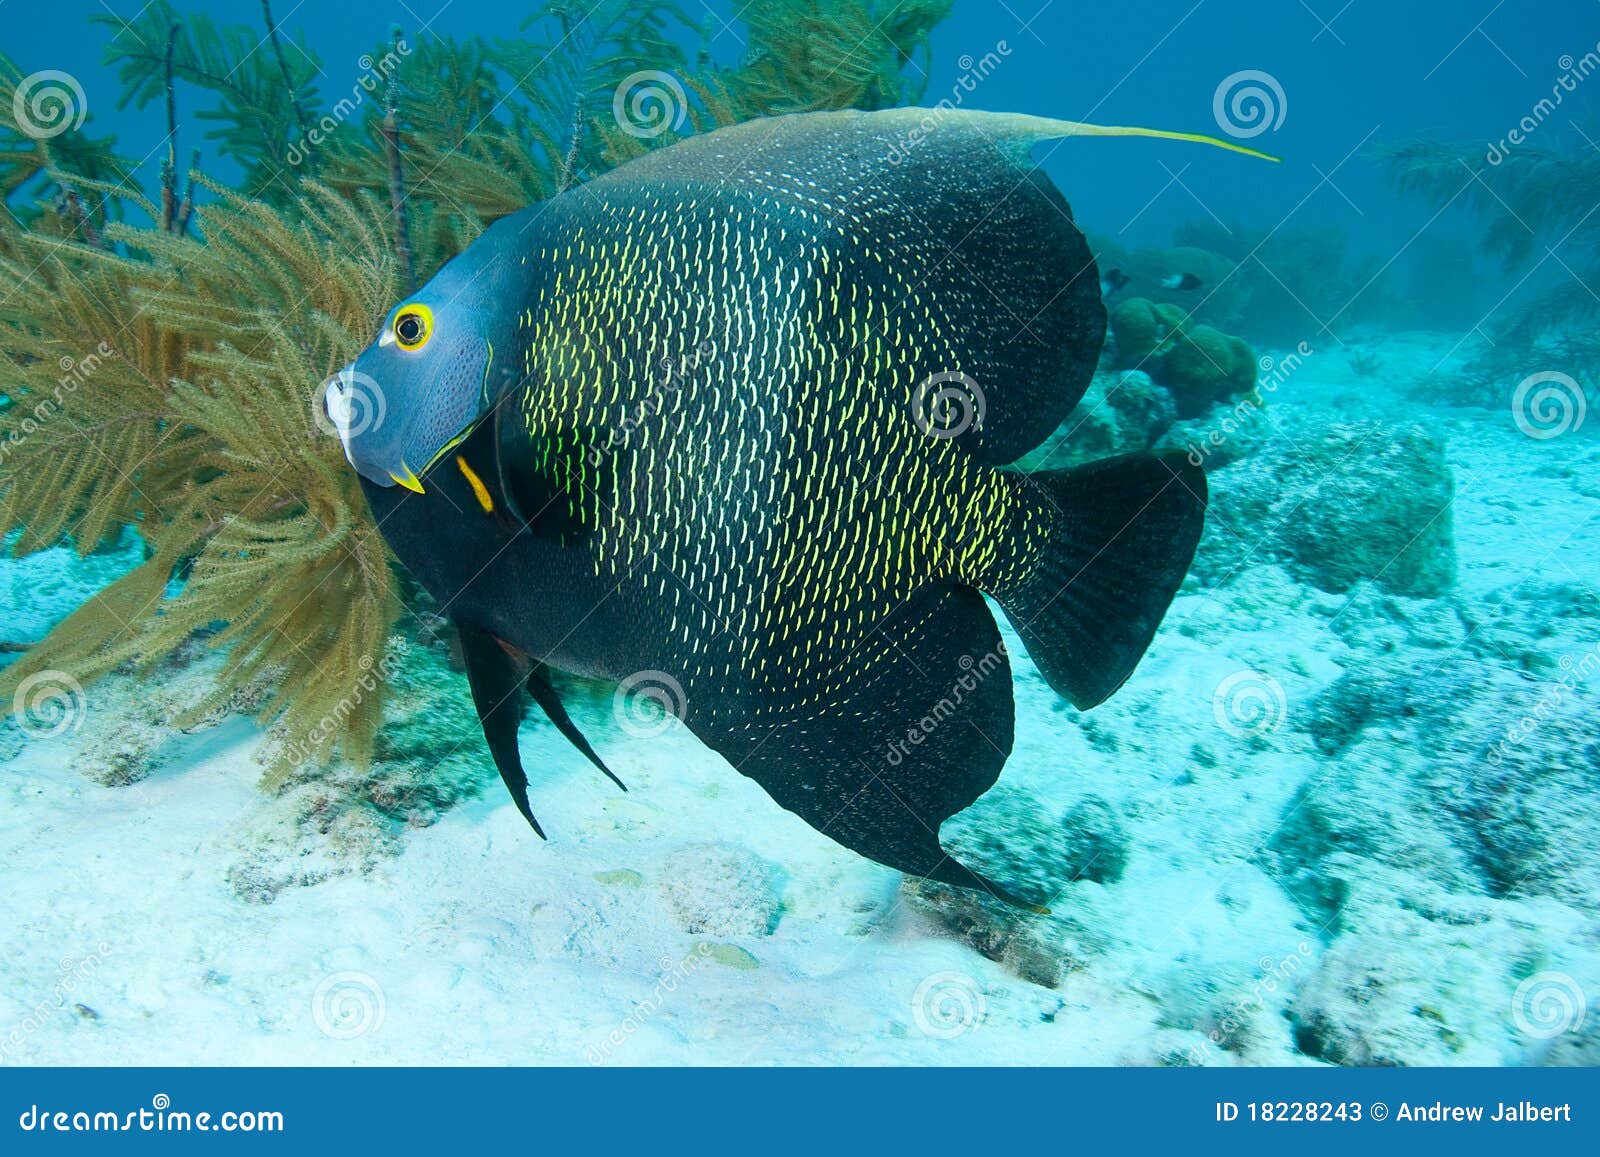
[[325, 233, 527, 492]]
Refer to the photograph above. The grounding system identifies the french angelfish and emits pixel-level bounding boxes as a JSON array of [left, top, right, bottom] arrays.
[[329, 108, 1273, 906]]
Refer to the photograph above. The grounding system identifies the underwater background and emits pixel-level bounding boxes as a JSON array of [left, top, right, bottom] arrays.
[[1, 0, 1597, 1065]]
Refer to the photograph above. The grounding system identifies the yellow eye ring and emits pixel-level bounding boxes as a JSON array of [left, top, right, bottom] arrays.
[[393, 303, 433, 351]]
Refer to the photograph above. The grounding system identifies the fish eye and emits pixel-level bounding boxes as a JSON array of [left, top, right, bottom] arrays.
[[393, 304, 433, 351]]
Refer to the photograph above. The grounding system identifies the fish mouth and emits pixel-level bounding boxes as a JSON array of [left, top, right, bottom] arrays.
[[374, 416, 488, 495], [325, 362, 420, 491]]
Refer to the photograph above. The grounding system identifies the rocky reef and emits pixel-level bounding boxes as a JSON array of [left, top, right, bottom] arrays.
[[1012, 370, 1176, 471], [1109, 298, 1259, 418], [4, 347, 1597, 1065], [1196, 415, 1458, 597]]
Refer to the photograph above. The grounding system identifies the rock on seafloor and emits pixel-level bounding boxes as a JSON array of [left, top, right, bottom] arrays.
[[655, 843, 787, 937], [1012, 370, 1176, 471], [1196, 415, 1458, 596]]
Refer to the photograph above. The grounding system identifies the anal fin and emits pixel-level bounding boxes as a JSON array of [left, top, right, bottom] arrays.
[[680, 583, 1041, 908]]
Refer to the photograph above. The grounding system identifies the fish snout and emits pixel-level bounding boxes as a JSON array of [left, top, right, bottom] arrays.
[[319, 362, 416, 489]]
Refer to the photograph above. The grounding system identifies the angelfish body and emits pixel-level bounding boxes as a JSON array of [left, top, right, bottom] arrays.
[[337, 109, 1268, 904]]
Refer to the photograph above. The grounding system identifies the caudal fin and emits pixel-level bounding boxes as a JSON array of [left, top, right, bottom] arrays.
[[991, 453, 1206, 709]]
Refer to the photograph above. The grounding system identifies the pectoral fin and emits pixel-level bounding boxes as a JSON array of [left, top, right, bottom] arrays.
[[488, 394, 605, 543]]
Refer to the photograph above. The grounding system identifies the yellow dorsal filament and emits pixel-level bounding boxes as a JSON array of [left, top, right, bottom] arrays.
[[986, 112, 1282, 162]]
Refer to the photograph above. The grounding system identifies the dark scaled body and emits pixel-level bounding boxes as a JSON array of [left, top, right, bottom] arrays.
[[350, 109, 1243, 904]]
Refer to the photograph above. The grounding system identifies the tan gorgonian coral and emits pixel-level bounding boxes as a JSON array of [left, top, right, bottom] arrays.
[[1, 178, 401, 779]]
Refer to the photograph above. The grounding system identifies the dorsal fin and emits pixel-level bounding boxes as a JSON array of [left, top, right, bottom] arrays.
[[580, 108, 1274, 466]]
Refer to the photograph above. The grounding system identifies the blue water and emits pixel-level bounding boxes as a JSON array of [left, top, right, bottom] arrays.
[[15, 0, 1600, 254]]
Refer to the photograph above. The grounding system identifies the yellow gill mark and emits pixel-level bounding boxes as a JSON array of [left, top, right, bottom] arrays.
[[389, 463, 425, 494], [455, 456, 495, 514]]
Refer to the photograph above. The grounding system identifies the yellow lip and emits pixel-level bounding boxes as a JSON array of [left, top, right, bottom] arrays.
[[388, 464, 426, 494]]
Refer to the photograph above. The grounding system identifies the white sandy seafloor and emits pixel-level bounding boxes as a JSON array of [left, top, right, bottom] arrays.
[[2, 330, 1598, 1067]]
